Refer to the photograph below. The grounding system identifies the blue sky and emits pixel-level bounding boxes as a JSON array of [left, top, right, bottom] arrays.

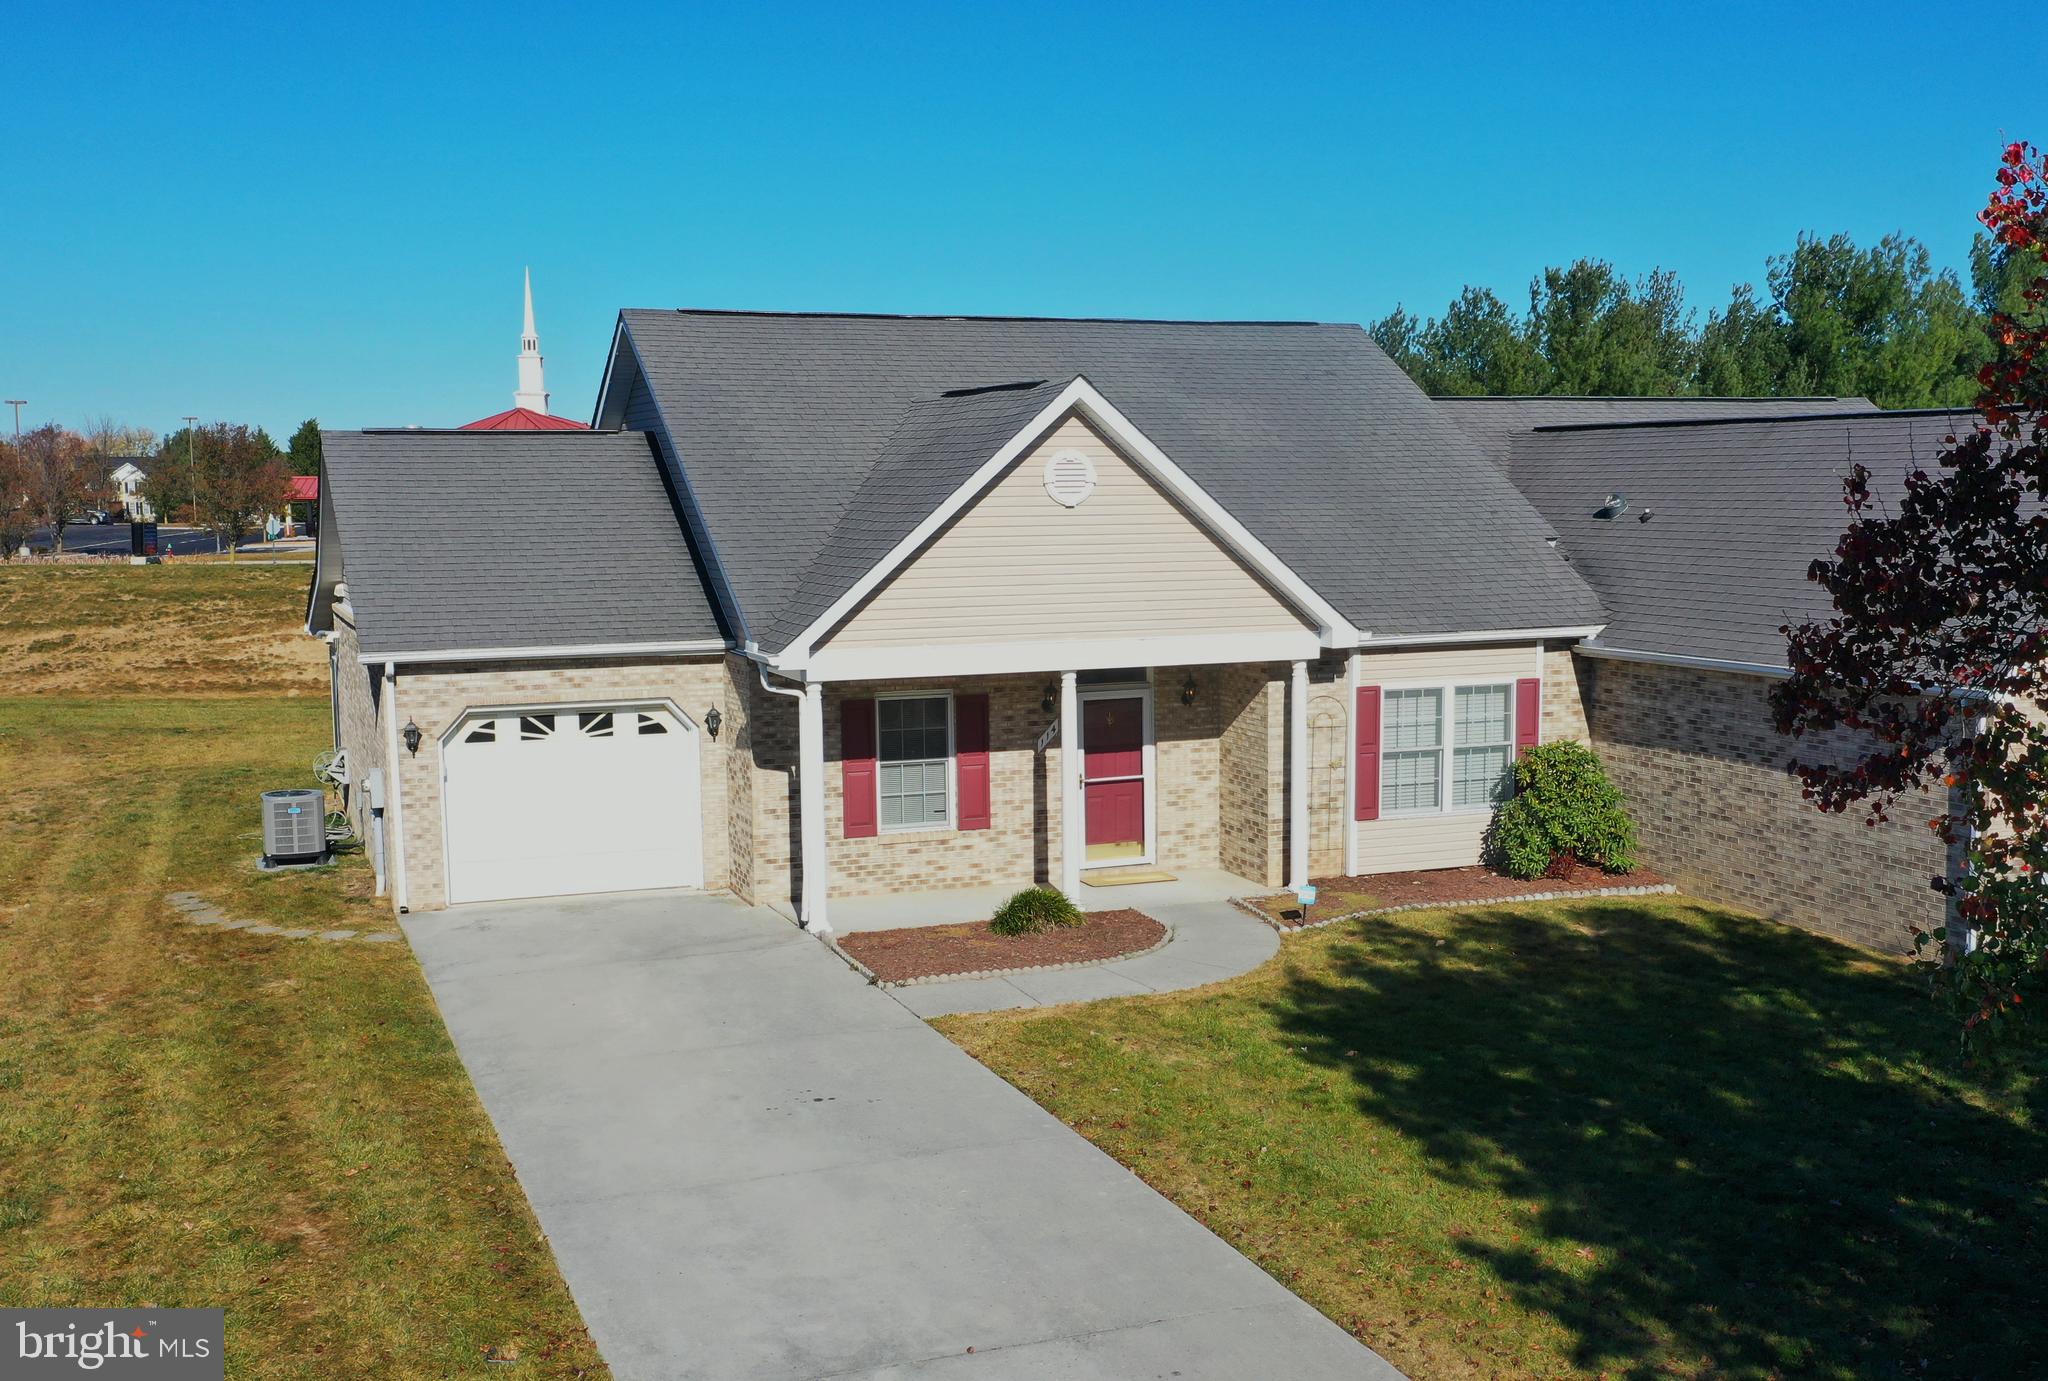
[[1, 0, 2029, 439]]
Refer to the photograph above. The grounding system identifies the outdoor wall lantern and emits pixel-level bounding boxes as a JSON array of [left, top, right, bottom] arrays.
[[1180, 673, 1199, 707], [402, 719, 423, 756], [1041, 682, 1058, 714], [705, 707, 723, 740]]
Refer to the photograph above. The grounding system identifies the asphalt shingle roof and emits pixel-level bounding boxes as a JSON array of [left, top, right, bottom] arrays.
[[1438, 395, 1878, 468], [321, 429, 724, 659], [616, 310, 1604, 651], [1509, 409, 1976, 667]]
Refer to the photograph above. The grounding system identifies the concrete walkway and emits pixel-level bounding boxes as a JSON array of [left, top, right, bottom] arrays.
[[886, 896, 1279, 1018], [404, 890, 1398, 1381]]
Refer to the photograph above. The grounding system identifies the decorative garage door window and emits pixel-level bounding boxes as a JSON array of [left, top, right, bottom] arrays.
[[461, 711, 668, 745], [878, 695, 951, 830]]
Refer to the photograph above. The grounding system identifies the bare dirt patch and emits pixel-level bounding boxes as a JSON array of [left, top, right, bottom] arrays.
[[839, 909, 1168, 983], [0, 563, 326, 695], [1249, 861, 1666, 929]]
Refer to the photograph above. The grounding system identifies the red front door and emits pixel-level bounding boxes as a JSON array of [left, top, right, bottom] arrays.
[[1083, 696, 1146, 858]]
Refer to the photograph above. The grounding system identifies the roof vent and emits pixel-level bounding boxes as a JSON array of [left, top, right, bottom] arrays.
[[1594, 492, 1628, 520]]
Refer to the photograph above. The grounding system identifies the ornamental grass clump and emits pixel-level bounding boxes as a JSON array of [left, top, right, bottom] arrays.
[[989, 885, 1084, 936], [1488, 741, 1639, 880]]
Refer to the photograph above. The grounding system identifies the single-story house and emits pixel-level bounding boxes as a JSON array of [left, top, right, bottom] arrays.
[[1480, 402, 1972, 952], [307, 310, 1964, 953]]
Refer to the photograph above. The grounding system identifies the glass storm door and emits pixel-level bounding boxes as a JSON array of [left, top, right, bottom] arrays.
[[1082, 695, 1146, 863]]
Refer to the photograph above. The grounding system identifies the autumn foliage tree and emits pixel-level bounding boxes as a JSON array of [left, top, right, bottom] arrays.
[[188, 422, 290, 554], [17, 423, 96, 551], [0, 438, 34, 557], [1772, 142, 2048, 1050]]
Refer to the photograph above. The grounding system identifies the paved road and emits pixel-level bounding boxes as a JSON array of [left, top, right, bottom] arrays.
[[22, 523, 308, 557], [405, 890, 1400, 1381]]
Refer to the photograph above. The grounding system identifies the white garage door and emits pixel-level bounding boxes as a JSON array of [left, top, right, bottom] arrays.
[[442, 706, 703, 904]]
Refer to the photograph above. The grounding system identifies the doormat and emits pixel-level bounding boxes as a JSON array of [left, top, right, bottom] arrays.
[[1082, 867, 1177, 887]]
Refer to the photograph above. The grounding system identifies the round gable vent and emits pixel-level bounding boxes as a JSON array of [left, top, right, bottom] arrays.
[[1042, 449, 1098, 508]]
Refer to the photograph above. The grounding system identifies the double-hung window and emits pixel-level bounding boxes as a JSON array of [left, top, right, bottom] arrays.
[[1451, 684, 1515, 808], [1380, 683, 1515, 816], [1380, 688, 1444, 813], [877, 695, 952, 830]]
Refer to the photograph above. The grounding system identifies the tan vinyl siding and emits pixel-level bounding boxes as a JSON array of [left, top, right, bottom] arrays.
[[1354, 643, 1545, 875], [821, 415, 1314, 649]]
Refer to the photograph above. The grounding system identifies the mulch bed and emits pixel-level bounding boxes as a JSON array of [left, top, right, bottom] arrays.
[[1250, 860, 1668, 930], [837, 909, 1168, 984]]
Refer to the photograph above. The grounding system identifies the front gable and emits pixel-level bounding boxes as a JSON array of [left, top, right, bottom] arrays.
[[814, 410, 1319, 659]]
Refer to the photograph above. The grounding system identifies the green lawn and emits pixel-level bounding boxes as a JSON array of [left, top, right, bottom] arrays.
[[939, 897, 2047, 1380], [0, 562, 605, 1377]]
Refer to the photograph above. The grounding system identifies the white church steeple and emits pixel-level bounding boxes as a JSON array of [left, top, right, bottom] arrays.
[[514, 267, 550, 414]]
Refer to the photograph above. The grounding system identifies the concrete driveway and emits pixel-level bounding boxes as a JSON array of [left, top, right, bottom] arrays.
[[404, 890, 1399, 1380]]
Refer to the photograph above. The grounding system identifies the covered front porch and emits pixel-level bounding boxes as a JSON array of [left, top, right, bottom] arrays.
[[780, 656, 1358, 937]]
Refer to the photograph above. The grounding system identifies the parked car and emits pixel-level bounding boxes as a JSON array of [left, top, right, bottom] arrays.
[[80, 509, 111, 525]]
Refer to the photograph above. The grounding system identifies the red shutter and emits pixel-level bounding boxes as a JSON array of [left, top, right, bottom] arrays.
[[1354, 685, 1381, 821], [955, 694, 990, 831], [1515, 677, 1541, 756], [841, 698, 877, 839]]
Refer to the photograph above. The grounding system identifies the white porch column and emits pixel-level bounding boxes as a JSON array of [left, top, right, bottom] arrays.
[[798, 681, 830, 935], [1288, 659, 1310, 890], [1059, 670, 1082, 898], [1344, 650, 1362, 877]]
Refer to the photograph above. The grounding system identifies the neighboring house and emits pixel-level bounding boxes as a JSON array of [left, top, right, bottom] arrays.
[[108, 459, 152, 519], [1487, 404, 1973, 952], [306, 309, 1965, 955]]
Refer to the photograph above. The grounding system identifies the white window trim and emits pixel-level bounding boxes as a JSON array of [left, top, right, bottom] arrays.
[[874, 689, 956, 836], [1377, 679, 1517, 820]]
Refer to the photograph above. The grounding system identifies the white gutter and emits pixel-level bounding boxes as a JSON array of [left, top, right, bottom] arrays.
[[1574, 642, 1790, 679], [383, 661, 411, 912], [1354, 625, 1605, 650], [359, 638, 727, 666]]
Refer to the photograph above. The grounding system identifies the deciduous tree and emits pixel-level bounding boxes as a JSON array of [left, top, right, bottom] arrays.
[[1771, 142, 2048, 1051], [17, 424, 95, 551], [0, 438, 34, 558], [187, 423, 289, 556]]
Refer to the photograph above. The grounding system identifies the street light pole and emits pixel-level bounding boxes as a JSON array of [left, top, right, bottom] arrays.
[[181, 415, 201, 551], [4, 400, 23, 436]]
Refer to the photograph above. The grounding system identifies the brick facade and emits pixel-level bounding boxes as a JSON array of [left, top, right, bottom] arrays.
[[384, 656, 734, 912], [342, 647, 1625, 917], [1218, 663, 1287, 887], [330, 610, 386, 846], [1583, 655, 1954, 953], [1541, 640, 1592, 744]]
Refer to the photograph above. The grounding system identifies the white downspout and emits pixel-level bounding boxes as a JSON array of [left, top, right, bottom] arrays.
[[383, 661, 410, 913], [757, 663, 827, 934]]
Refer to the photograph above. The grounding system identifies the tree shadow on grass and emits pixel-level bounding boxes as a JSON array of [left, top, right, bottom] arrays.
[[1271, 900, 2047, 1379]]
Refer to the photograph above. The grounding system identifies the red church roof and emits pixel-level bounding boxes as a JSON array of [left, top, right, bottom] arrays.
[[459, 407, 591, 432], [285, 475, 319, 502]]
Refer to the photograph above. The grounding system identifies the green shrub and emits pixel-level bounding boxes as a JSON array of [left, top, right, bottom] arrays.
[[1487, 741, 1640, 880], [989, 885, 1084, 936]]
